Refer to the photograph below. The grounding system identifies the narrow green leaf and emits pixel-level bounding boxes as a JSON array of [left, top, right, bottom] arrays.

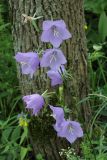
[[20, 147, 28, 160], [98, 11, 107, 42], [31, 20, 39, 32], [11, 126, 21, 141], [1, 128, 13, 143], [1, 145, 10, 154], [20, 127, 28, 145], [0, 23, 10, 31]]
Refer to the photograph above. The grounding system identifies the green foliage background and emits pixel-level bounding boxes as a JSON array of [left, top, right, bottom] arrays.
[[85, 0, 107, 43], [0, 1, 19, 118]]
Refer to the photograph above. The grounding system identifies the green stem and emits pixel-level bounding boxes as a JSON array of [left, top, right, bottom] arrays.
[[89, 100, 107, 137], [97, 59, 106, 85]]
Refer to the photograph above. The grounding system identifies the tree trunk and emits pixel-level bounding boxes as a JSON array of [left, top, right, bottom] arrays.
[[9, 0, 91, 159]]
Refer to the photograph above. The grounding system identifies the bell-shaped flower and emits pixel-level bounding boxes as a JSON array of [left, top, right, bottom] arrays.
[[47, 65, 65, 86], [15, 52, 40, 78], [23, 94, 45, 115], [50, 105, 65, 133], [40, 48, 67, 70], [41, 20, 71, 48], [55, 120, 83, 144], [49, 105, 65, 124], [47, 70, 63, 86]]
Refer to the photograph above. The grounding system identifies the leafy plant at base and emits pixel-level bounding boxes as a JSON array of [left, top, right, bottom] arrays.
[[0, 115, 31, 160]]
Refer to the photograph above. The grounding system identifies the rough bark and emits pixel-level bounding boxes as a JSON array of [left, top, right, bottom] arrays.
[[9, 0, 91, 159]]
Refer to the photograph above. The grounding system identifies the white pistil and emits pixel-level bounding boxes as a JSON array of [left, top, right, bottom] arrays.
[[52, 26, 59, 37], [21, 62, 30, 67], [54, 29, 59, 37], [50, 54, 56, 64], [68, 125, 73, 133], [21, 62, 27, 65]]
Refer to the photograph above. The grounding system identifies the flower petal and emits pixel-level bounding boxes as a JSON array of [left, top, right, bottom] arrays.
[[41, 30, 52, 42], [71, 121, 83, 137], [53, 20, 66, 28], [15, 52, 29, 63], [58, 27, 72, 40], [40, 49, 52, 67], [47, 70, 63, 86], [21, 64, 32, 74], [43, 20, 54, 30], [49, 33, 63, 48], [49, 49, 67, 70], [50, 105, 65, 124]]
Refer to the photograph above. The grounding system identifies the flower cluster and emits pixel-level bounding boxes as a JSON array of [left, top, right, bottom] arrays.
[[14, 20, 83, 144], [50, 106, 83, 143], [15, 20, 71, 86], [40, 20, 71, 86]]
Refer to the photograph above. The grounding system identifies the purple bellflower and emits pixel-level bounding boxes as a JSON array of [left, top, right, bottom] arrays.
[[47, 65, 65, 86], [15, 52, 40, 78], [50, 106, 83, 144], [47, 70, 63, 86], [40, 48, 67, 70], [23, 94, 45, 115], [56, 120, 83, 144], [41, 20, 71, 48], [50, 105, 66, 134], [49, 105, 65, 124]]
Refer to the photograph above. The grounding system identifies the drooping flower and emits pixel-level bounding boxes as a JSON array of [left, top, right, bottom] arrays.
[[47, 65, 65, 86], [49, 105, 65, 124], [23, 94, 45, 115], [15, 52, 40, 78], [41, 20, 71, 48], [47, 70, 63, 86], [40, 48, 67, 70]]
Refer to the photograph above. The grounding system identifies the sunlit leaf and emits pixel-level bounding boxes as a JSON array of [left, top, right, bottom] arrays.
[[20, 147, 28, 160]]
